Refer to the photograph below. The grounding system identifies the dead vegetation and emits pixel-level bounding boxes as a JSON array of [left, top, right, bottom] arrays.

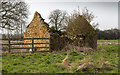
[[57, 53, 118, 73], [51, 42, 95, 54], [97, 41, 118, 46]]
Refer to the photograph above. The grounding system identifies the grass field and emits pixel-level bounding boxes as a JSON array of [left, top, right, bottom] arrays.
[[97, 40, 118, 42], [2, 40, 119, 73]]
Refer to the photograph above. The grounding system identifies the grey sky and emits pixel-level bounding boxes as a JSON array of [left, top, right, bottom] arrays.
[[25, 0, 118, 30]]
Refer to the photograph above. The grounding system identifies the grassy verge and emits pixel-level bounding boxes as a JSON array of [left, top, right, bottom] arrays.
[[97, 40, 118, 42], [2, 44, 118, 73]]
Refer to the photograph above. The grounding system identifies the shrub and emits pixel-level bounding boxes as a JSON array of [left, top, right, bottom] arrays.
[[2, 70, 8, 74], [70, 51, 79, 56], [41, 53, 47, 56], [21, 56, 25, 58], [59, 65, 66, 71], [62, 52, 67, 55], [45, 60, 51, 64]]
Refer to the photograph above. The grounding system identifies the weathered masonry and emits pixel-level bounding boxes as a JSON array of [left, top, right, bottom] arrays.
[[24, 11, 97, 52], [24, 12, 50, 51]]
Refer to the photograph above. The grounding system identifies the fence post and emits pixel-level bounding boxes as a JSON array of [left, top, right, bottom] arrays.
[[8, 38, 10, 53], [32, 38, 34, 53], [49, 38, 51, 52]]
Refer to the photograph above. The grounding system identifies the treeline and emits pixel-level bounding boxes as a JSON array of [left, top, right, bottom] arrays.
[[96, 28, 120, 40], [0, 1, 119, 40], [2, 28, 119, 40], [2, 33, 24, 39]]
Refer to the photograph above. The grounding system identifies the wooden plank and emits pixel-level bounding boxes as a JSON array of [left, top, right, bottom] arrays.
[[0, 39, 9, 40], [24, 38, 49, 40], [1, 48, 9, 50], [10, 47, 49, 49], [34, 43, 50, 44], [9, 43, 50, 45], [0, 38, 50, 40], [11, 47, 32, 49], [10, 43, 32, 45], [0, 39, 24, 40], [1, 44, 9, 45], [1, 43, 50, 45], [34, 47, 49, 49]]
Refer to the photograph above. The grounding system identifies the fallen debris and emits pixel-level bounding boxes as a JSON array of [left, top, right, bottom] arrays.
[[104, 61, 117, 68], [75, 62, 94, 72], [62, 53, 70, 66]]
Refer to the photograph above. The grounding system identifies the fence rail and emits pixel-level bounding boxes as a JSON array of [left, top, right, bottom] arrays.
[[2, 43, 50, 45], [1, 38, 49, 40], [1, 38, 50, 53]]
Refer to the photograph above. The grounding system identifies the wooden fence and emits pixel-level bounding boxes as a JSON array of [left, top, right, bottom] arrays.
[[1, 38, 50, 53]]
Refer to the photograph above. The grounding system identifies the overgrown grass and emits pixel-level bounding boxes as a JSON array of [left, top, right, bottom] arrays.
[[2, 52, 69, 73], [97, 40, 118, 42], [84, 44, 118, 73], [2, 44, 118, 73]]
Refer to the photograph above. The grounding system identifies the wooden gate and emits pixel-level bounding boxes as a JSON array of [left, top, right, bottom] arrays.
[[1, 38, 50, 53]]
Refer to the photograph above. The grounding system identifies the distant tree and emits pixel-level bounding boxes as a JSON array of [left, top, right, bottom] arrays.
[[48, 9, 68, 31], [97, 28, 120, 40], [0, 0, 29, 38]]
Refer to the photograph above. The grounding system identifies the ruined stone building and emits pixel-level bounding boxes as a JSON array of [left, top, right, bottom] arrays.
[[75, 15, 97, 49], [67, 15, 97, 49], [24, 11, 50, 51], [24, 11, 97, 52]]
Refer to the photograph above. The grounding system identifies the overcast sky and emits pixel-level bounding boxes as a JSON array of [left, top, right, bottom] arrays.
[[25, 0, 119, 30]]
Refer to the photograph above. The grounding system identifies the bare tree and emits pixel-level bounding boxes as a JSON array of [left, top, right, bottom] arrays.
[[65, 9, 98, 49], [82, 7, 99, 28], [66, 9, 97, 38], [65, 7, 99, 37], [48, 9, 68, 31], [0, 0, 29, 38]]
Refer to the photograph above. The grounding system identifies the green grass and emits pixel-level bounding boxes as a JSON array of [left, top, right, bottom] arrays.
[[2, 52, 69, 73], [97, 40, 118, 42], [85, 44, 118, 73], [2, 44, 118, 73]]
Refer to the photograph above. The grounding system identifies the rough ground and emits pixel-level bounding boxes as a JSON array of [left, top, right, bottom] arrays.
[[1, 40, 119, 73]]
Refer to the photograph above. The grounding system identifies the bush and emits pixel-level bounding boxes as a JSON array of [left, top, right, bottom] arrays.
[[70, 51, 79, 56], [45, 60, 51, 64]]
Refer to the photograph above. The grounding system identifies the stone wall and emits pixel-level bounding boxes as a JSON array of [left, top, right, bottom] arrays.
[[24, 11, 97, 52], [50, 34, 73, 51], [24, 12, 50, 51]]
